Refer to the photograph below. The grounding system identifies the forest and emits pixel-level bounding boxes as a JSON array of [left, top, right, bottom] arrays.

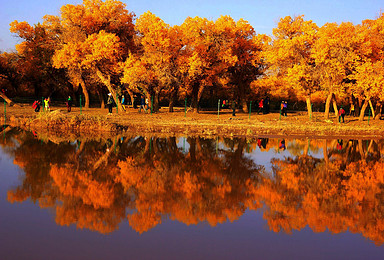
[[0, 0, 383, 120]]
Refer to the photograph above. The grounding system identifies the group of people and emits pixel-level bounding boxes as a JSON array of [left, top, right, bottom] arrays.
[[280, 101, 288, 117], [32, 97, 51, 112], [257, 97, 271, 115], [32, 96, 73, 113], [31, 94, 357, 123], [338, 102, 359, 123], [107, 93, 149, 114], [257, 138, 348, 152], [32, 100, 41, 112], [256, 138, 286, 151], [339, 103, 359, 122], [139, 96, 149, 113]]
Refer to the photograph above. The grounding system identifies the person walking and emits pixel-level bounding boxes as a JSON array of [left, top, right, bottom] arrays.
[[107, 93, 114, 114], [264, 96, 270, 114], [280, 101, 284, 116], [231, 100, 236, 116], [67, 96, 73, 112], [283, 101, 288, 116], [257, 99, 264, 114], [139, 96, 147, 113], [121, 95, 126, 111], [350, 103, 355, 117], [338, 106, 346, 123]]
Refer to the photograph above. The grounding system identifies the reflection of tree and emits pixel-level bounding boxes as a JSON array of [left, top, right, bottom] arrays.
[[5, 131, 263, 234], [5, 129, 130, 234], [259, 150, 384, 245], [47, 164, 129, 234], [285, 138, 323, 157], [5, 129, 75, 204], [326, 139, 382, 165], [342, 160, 384, 244], [5, 129, 384, 245], [116, 136, 264, 233]]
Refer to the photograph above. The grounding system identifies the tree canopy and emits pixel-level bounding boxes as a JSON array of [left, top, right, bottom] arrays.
[[2, 0, 384, 120]]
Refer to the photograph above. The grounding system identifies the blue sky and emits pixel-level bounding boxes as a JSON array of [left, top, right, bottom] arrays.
[[1, 0, 383, 51]]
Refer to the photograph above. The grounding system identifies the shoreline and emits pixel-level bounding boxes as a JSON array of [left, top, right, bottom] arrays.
[[2, 105, 384, 139]]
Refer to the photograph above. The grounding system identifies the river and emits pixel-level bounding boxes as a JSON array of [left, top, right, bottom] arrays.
[[1, 127, 384, 259]]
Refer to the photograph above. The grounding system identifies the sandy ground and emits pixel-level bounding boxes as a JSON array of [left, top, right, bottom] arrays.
[[2, 104, 384, 139]]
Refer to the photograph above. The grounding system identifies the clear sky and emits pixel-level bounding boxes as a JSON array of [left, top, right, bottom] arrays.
[[0, 0, 383, 52]]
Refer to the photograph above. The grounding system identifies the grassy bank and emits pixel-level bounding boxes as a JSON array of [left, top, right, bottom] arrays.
[[1, 104, 384, 139]]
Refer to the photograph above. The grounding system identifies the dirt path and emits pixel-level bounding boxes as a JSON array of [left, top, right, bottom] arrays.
[[2, 104, 384, 139]]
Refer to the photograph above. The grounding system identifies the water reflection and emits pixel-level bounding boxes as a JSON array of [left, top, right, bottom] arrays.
[[2, 128, 384, 245]]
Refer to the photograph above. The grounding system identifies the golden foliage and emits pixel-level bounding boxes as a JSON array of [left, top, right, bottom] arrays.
[[267, 15, 319, 98], [7, 2, 384, 112], [9, 21, 35, 41], [351, 61, 384, 101], [50, 165, 115, 209]]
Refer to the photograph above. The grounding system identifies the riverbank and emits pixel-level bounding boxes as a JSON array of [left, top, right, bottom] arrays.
[[1, 105, 384, 139]]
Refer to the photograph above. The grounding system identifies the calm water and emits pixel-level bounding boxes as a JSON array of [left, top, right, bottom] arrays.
[[1, 127, 384, 260]]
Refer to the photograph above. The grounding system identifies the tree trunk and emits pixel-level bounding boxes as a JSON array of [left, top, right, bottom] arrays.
[[33, 83, 41, 99], [359, 100, 369, 121], [367, 140, 374, 157], [191, 83, 200, 113], [357, 98, 362, 116], [358, 139, 365, 159], [306, 96, 312, 119], [0, 125, 11, 135], [303, 138, 310, 156], [169, 96, 175, 113], [78, 77, 90, 108], [191, 96, 199, 113], [153, 91, 160, 112], [369, 100, 375, 118], [323, 139, 329, 166], [96, 68, 124, 112], [146, 92, 153, 113], [144, 136, 152, 156], [239, 83, 248, 113], [374, 102, 382, 120], [168, 136, 178, 154], [195, 85, 205, 113], [0, 92, 18, 106], [97, 89, 105, 108], [241, 99, 248, 113], [332, 98, 338, 118], [93, 139, 115, 172], [324, 92, 333, 119], [188, 138, 196, 162], [168, 87, 179, 113], [127, 89, 134, 107], [73, 72, 89, 108]]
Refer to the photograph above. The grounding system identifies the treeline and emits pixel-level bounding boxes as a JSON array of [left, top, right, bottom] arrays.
[[0, 0, 383, 120]]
